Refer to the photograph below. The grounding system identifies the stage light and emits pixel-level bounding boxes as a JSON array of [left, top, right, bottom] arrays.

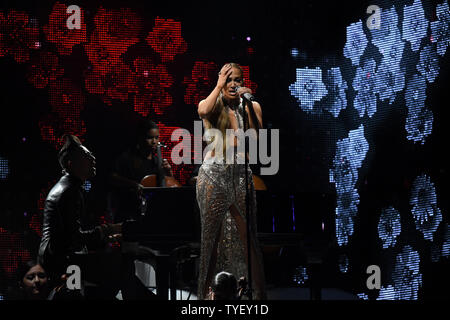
[[246, 36, 251, 41]]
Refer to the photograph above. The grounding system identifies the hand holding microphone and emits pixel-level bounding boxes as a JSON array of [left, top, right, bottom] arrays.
[[235, 86, 255, 101]]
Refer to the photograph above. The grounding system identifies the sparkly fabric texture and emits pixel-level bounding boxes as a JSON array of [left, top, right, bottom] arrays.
[[196, 100, 266, 300]]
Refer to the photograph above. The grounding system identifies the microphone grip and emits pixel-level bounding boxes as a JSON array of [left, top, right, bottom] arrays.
[[235, 86, 255, 101], [243, 92, 255, 101]]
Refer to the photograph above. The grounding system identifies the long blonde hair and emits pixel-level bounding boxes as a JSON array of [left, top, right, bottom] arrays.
[[203, 63, 244, 155]]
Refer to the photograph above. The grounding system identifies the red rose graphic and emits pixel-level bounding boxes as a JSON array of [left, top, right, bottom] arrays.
[[85, 61, 137, 106], [133, 57, 173, 116], [0, 10, 39, 63], [183, 61, 218, 106], [146, 17, 187, 62], [26, 51, 64, 89], [84, 31, 123, 75], [43, 2, 87, 55], [93, 7, 142, 57]]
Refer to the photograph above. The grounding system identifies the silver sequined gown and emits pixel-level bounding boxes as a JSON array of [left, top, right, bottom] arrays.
[[196, 99, 266, 300]]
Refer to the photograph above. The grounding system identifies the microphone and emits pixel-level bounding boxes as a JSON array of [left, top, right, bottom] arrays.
[[235, 86, 255, 101]]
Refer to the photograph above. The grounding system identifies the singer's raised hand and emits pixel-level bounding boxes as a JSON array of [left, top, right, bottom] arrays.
[[217, 63, 233, 89]]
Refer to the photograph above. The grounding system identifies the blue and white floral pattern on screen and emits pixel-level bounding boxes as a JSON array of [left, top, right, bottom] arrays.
[[417, 44, 440, 83], [402, 0, 429, 52], [330, 129, 368, 194], [323, 67, 348, 118], [377, 285, 398, 300], [347, 125, 369, 170], [330, 125, 368, 246], [393, 245, 422, 300], [405, 108, 434, 144], [353, 58, 378, 117], [344, 20, 368, 66], [335, 210, 355, 247], [431, 0, 450, 56], [289, 67, 328, 113], [404, 74, 433, 145], [410, 174, 442, 241], [371, 6, 402, 61], [376, 61, 405, 104], [405, 74, 427, 114], [378, 206, 402, 249]]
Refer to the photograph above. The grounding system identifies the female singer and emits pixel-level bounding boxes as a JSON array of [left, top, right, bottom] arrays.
[[196, 62, 266, 299]]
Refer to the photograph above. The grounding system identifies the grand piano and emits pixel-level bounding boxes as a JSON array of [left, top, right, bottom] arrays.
[[121, 185, 314, 300]]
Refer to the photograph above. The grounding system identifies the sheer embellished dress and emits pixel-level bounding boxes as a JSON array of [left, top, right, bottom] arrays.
[[196, 98, 266, 300]]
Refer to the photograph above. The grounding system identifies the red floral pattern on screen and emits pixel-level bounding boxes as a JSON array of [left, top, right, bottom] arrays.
[[0, 10, 39, 63], [49, 78, 85, 119], [93, 7, 142, 58], [133, 57, 173, 116], [84, 31, 122, 75], [43, 2, 87, 55], [0, 227, 32, 278], [39, 122, 57, 146], [146, 17, 187, 63], [39, 111, 86, 149], [85, 61, 137, 106], [61, 117, 87, 141], [240, 65, 257, 94], [26, 51, 64, 89], [183, 61, 218, 106], [29, 213, 42, 237]]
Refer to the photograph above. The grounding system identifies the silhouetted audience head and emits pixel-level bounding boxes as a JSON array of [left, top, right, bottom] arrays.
[[14, 260, 50, 300], [209, 271, 238, 300]]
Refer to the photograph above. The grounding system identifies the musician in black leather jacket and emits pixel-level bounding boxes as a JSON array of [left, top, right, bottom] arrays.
[[38, 134, 122, 281]]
